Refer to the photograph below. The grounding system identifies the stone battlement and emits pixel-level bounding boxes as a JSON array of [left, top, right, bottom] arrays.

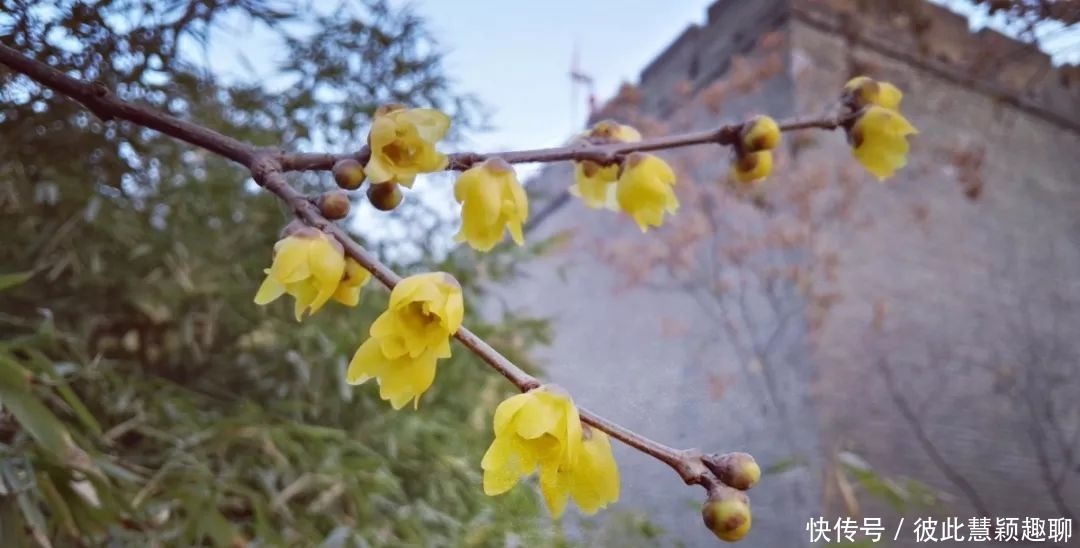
[[639, 0, 790, 97], [637, 0, 1080, 131]]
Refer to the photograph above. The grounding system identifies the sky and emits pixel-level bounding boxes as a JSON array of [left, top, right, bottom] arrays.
[[202, 0, 1077, 164], [400, 0, 1077, 157], [386, 0, 715, 155], [187, 0, 1076, 253]]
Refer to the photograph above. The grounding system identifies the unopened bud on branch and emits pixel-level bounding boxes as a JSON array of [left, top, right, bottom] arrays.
[[701, 486, 752, 542], [367, 182, 403, 211], [332, 159, 366, 190], [703, 452, 761, 491], [740, 116, 781, 153], [319, 190, 351, 220]]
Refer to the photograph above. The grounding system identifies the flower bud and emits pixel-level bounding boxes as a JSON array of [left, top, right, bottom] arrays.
[[367, 182, 403, 211], [332, 159, 366, 190], [702, 487, 752, 542], [844, 76, 878, 107], [319, 190, 351, 220], [740, 116, 781, 152], [730, 151, 773, 184], [843, 76, 903, 110], [704, 452, 761, 491]]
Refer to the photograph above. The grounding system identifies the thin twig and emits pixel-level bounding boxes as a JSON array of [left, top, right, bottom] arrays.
[[0, 42, 807, 492], [280, 116, 847, 173], [251, 163, 707, 485], [0, 42, 845, 176]]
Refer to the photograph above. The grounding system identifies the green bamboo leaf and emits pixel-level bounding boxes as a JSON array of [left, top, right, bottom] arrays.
[[0, 271, 33, 293], [19, 349, 102, 436], [52, 383, 102, 437], [36, 471, 79, 538], [0, 496, 30, 548], [15, 491, 50, 547], [0, 355, 91, 473]]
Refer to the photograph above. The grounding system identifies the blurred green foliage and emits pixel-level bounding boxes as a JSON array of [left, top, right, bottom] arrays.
[[0, 0, 601, 545]]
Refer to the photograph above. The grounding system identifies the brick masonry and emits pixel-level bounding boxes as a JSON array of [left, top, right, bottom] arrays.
[[490, 1, 1080, 546]]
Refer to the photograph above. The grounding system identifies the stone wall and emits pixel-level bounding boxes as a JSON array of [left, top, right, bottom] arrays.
[[791, 2, 1080, 542], [499, 0, 1080, 545]]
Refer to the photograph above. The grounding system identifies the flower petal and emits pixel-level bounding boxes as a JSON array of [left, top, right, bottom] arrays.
[[400, 108, 451, 143], [253, 275, 286, 305], [346, 337, 385, 385]]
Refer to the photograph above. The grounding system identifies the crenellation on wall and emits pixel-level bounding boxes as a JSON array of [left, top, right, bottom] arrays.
[[634, 0, 1079, 133], [638, 25, 701, 90], [637, 0, 791, 119], [794, 0, 1080, 130], [691, 1, 790, 89]]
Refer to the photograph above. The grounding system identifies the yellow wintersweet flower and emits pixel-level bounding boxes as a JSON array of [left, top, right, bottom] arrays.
[[731, 151, 774, 184], [454, 158, 529, 252], [254, 227, 350, 321], [849, 105, 919, 181], [365, 104, 450, 187], [615, 152, 678, 232], [844, 76, 903, 110], [570, 120, 641, 209], [332, 258, 372, 307], [538, 425, 620, 518], [482, 387, 620, 518], [740, 115, 781, 152], [346, 272, 464, 409], [482, 388, 580, 496]]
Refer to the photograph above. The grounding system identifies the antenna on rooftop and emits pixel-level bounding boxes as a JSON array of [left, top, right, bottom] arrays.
[[570, 40, 597, 129]]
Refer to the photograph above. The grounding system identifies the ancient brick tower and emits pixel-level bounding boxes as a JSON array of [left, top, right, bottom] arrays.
[[493, 1, 1080, 546]]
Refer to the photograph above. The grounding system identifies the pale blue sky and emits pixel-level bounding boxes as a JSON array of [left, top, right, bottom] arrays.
[[399, 0, 1076, 156], [202, 0, 1076, 160], [388, 0, 715, 154]]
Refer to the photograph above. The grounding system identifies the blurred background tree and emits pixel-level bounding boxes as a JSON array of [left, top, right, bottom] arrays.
[[0, 0, 623, 545]]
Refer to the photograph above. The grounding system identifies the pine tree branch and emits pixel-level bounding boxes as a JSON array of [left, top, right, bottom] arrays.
[[0, 42, 780, 493]]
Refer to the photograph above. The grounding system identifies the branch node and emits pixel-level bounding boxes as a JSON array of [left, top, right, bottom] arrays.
[[521, 379, 542, 391], [673, 448, 714, 488], [249, 155, 282, 184], [90, 80, 109, 97], [713, 125, 739, 146], [448, 152, 485, 171]]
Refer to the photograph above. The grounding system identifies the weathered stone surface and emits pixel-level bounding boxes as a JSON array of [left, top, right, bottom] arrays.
[[490, 1, 1079, 545]]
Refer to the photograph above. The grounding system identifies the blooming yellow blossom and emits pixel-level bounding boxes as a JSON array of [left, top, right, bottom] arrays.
[[481, 387, 620, 518], [346, 272, 463, 409], [731, 151, 774, 184], [570, 120, 641, 209], [454, 158, 529, 252], [332, 258, 372, 307], [615, 152, 678, 232], [538, 425, 620, 518], [364, 104, 450, 187], [254, 227, 356, 321], [481, 387, 582, 499], [740, 115, 781, 152], [849, 105, 918, 181], [844, 76, 903, 110]]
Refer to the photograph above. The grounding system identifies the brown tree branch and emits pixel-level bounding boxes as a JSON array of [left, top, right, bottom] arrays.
[[2, 40, 743, 490], [279, 117, 847, 173], [0, 43, 259, 166], [1, 42, 845, 177]]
